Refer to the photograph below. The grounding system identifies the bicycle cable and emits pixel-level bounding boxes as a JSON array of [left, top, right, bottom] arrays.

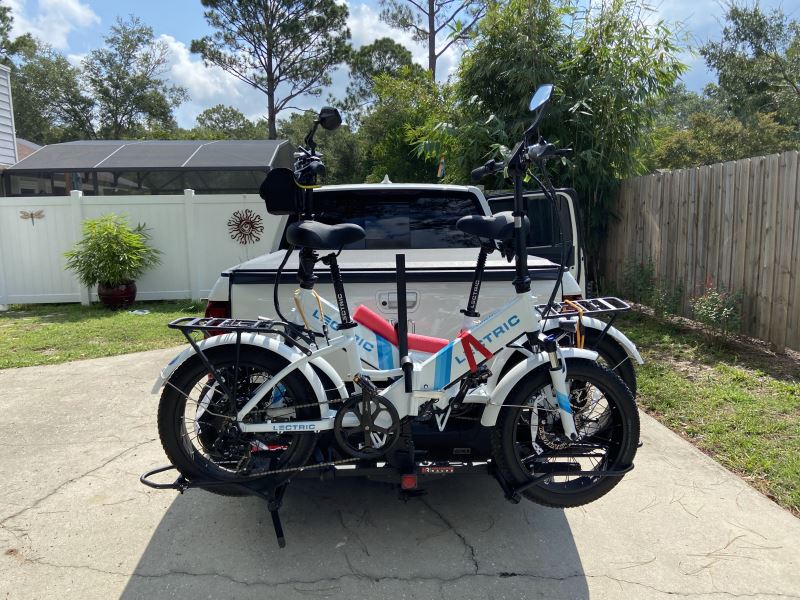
[[274, 244, 294, 323]]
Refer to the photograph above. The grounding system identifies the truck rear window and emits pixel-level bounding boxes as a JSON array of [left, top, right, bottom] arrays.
[[488, 193, 572, 247], [290, 189, 483, 250]]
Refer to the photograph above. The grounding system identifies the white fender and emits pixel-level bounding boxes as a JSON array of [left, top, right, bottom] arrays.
[[479, 347, 599, 427], [542, 316, 644, 364], [152, 333, 345, 413]]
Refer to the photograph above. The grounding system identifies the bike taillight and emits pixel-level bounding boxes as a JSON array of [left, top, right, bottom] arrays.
[[204, 300, 230, 336]]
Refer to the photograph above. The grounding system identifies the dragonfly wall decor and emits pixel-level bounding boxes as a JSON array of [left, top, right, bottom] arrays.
[[19, 210, 45, 226]]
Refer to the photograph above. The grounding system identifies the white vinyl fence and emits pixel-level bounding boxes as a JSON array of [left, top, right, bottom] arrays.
[[0, 190, 286, 305]]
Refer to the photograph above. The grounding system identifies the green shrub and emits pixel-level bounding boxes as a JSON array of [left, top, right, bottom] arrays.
[[64, 214, 161, 287], [620, 259, 684, 317], [621, 260, 656, 304], [690, 281, 742, 336], [651, 281, 684, 317]]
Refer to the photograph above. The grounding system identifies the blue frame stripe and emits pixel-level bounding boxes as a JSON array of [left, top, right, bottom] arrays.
[[433, 342, 454, 390], [556, 391, 572, 414], [376, 334, 394, 369]]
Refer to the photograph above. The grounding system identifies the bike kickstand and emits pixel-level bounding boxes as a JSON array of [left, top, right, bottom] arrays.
[[267, 483, 288, 548], [247, 482, 288, 548], [270, 508, 286, 548]]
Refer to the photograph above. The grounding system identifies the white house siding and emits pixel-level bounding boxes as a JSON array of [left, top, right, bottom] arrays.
[[0, 65, 17, 167], [0, 191, 287, 305]]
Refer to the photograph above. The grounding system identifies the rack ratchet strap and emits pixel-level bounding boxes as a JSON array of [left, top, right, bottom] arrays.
[[293, 288, 327, 338], [563, 299, 585, 349], [456, 330, 493, 372]]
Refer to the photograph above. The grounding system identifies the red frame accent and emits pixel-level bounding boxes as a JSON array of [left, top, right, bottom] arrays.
[[456, 331, 493, 372], [352, 305, 448, 354]]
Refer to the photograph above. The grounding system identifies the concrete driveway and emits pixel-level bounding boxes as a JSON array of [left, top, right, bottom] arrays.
[[1, 348, 798, 600]]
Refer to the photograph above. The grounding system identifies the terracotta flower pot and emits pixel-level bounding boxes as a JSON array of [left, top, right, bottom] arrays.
[[97, 281, 137, 309]]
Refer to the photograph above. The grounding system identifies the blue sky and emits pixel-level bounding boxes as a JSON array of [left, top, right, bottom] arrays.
[[3, 0, 795, 128]]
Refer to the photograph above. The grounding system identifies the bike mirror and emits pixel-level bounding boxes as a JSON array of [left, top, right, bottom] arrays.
[[528, 84, 553, 112], [528, 83, 553, 112], [318, 106, 342, 131]]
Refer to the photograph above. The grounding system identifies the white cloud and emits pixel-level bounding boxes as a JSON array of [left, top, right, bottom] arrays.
[[158, 34, 269, 128], [66, 52, 86, 67], [346, 1, 462, 81], [4, 0, 100, 50]]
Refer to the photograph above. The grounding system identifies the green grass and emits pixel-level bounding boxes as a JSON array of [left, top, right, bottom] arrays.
[[0, 301, 202, 369], [619, 311, 800, 515]]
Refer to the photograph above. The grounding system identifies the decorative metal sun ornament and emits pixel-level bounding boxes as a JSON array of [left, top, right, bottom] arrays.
[[227, 209, 264, 245]]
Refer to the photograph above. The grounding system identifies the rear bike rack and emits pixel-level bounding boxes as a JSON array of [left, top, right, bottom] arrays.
[[140, 459, 494, 547], [496, 463, 635, 504], [140, 465, 291, 547]]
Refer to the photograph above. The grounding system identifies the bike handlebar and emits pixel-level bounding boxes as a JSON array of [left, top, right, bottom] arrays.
[[469, 144, 571, 183], [470, 159, 504, 182]]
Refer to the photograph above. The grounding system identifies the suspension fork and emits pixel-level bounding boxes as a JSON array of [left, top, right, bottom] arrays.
[[542, 334, 578, 440]]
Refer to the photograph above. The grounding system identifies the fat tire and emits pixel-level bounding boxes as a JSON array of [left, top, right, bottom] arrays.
[[584, 331, 637, 397], [491, 358, 639, 508], [157, 346, 318, 496], [497, 335, 638, 397]]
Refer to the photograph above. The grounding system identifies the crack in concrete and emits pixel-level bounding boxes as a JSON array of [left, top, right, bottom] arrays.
[[419, 498, 479, 574], [335, 509, 371, 557], [15, 558, 800, 599], [0, 438, 157, 528]]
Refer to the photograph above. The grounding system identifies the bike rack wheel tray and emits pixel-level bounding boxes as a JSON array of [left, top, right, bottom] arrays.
[[140, 459, 634, 547]]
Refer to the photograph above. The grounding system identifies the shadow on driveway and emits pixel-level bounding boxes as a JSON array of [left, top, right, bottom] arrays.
[[120, 475, 588, 599]]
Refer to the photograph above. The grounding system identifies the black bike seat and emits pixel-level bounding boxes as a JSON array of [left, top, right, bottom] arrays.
[[286, 220, 366, 250], [456, 211, 529, 242]]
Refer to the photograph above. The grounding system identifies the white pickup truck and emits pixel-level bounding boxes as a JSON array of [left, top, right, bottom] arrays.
[[204, 182, 641, 392]]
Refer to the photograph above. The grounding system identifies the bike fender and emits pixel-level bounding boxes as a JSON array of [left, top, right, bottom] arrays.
[[151, 333, 337, 411], [479, 347, 599, 427], [543, 316, 643, 365]]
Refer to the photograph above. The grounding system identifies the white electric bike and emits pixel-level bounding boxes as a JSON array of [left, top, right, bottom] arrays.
[[147, 86, 639, 545]]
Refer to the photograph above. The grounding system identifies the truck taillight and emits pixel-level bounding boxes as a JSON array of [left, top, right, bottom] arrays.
[[204, 300, 230, 336], [205, 300, 231, 319]]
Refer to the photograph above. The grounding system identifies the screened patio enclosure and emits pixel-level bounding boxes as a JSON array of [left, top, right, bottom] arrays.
[[2, 139, 294, 197]]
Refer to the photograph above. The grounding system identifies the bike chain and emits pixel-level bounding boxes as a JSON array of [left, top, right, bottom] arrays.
[[253, 455, 360, 477]]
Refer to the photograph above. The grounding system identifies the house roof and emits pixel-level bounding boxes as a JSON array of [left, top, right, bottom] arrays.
[[6, 139, 292, 172]]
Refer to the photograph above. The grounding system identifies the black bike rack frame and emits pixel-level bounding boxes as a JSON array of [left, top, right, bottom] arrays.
[[141, 459, 635, 547]]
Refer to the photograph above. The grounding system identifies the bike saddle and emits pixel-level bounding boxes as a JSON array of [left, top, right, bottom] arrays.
[[353, 305, 449, 354], [286, 220, 366, 250], [456, 210, 529, 242]]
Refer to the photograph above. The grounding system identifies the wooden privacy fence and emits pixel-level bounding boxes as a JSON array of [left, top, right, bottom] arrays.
[[602, 150, 800, 352]]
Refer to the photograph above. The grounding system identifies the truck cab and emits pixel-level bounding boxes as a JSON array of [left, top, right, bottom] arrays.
[[205, 182, 586, 341]]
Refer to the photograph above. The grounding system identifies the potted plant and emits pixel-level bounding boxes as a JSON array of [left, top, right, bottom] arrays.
[[65, 214, 161, 309]]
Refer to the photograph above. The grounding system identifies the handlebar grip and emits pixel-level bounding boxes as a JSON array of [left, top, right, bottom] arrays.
[[310, 160, 326, 175], [470, 159, 502, 182], [470, 165, 489, 182], [526, 143, 556, 160]]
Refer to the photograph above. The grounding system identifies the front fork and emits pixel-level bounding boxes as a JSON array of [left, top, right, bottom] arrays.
[[543, 335, 579, 440]]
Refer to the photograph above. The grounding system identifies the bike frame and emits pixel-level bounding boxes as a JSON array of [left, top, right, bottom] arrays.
[[234, 286, 579, 439]]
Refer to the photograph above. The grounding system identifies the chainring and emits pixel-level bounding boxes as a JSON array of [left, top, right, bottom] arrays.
[[333, 394, 401, 459]]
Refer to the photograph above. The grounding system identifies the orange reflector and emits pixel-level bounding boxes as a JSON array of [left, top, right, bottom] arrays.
[[400, 474, 418, 490]]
